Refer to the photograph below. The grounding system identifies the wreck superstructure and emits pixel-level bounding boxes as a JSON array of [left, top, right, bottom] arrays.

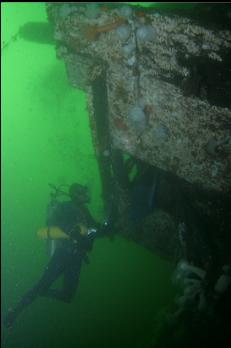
[[46, 3, 231, 266]]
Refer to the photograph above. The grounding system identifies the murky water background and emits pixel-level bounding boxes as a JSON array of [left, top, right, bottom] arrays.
[[2, 3, 176, 348]]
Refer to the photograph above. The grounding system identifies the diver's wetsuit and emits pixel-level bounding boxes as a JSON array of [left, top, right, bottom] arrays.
[[5, 200, 98, 328]]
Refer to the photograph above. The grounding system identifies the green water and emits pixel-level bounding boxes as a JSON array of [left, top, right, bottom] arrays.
[[2, 3, 176, 348]]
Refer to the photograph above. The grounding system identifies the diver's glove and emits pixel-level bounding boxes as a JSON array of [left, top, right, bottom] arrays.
[[87, 228, 97, 236]]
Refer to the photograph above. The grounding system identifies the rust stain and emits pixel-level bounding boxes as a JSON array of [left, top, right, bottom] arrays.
[[135, 11, 146, 17], [144, 104, 155, 115], [83, 17, 126, 41], [100, 5, 110, 11], [112, 116, 129, 131]]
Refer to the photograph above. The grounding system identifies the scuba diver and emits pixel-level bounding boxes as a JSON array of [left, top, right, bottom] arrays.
[[4, 182, 113, 329]]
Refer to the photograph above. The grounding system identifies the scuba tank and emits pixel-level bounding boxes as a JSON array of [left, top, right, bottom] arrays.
[[46, 184, 69, 257], [43, 183, 97, 257], [47, 239, 60, 258]]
